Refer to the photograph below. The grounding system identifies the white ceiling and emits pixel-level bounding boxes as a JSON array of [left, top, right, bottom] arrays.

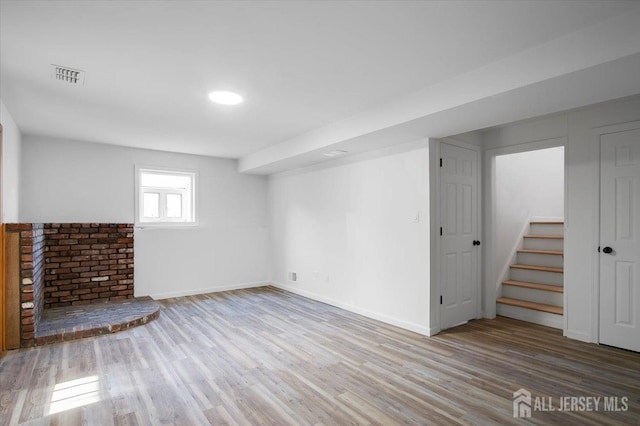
[[1, 1, 640, 172]]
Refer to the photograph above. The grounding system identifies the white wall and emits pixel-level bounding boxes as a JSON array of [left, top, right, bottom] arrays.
[[483, 95, 640, 342], [20, 136, 270, 298], [0, 99, 21, 222], [495, 147, 564, 278], [269, 141, 431, 335]]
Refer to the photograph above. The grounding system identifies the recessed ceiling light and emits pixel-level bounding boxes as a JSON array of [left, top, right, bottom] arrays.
[[323, 150, 349, 158], [208, 91, 243, 105]]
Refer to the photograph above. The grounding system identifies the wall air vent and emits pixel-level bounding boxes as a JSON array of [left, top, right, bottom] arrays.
[[51, 64, 85, 85]]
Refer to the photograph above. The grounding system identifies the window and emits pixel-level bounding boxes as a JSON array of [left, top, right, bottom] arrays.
[[136, 167, 196, 226]]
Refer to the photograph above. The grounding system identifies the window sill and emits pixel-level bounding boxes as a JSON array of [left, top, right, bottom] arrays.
[[134, 223, 199, 230]]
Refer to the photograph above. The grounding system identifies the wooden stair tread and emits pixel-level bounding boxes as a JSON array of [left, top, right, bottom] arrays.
[[511, 264, 563, 273], [518, 249, 564, 256], [497, 297, 563, 315], [530, 221, 564, 225], [503, 280, 563, 293], [524, 234, 564, 239]]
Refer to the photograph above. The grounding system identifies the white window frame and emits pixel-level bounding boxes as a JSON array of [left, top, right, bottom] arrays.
[[135, 165, 198, 227]]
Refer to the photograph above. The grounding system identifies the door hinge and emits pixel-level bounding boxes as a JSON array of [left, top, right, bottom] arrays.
[[440, 227, 443, 236], [440, 158, 443, 167], [440, 295, 443, 305]]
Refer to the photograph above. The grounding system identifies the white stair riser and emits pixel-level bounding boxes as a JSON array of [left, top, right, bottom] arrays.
[[530, 223, 564, 236], [501, 285, 563, 306], [517, 253, 564, 268], [510, 268, 564, 286], [497, 304, 563, 329], [523, 238, 564, 251]]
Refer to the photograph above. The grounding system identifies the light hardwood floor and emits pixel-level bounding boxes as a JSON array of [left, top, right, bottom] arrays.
[[1, 286, 639, 425]]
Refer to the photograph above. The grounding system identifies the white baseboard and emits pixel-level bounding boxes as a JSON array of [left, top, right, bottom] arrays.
[[271, 281, 432, 336], [428, 326, 440, 336], [564, 329, 592, 343], [148, 281, 270, 300]]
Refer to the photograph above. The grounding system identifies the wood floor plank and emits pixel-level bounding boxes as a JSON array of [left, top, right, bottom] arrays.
[[0, 286, 639, 425]]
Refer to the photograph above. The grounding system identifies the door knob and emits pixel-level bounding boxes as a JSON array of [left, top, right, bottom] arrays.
[[473, 240, 481, 246], [602, 246, 613, 254]]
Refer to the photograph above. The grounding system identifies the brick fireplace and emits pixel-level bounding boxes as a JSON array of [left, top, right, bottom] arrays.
[[5, 223, 135, 347]]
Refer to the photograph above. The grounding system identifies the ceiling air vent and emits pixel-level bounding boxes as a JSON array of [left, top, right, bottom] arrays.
[[51, 64, 85, 85]]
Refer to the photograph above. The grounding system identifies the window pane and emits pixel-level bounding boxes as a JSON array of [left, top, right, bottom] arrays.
[[137, 168, 195, 225], [143, 193, 160, 218], [166, 193, 183, 218], [141, 172, 190, 189]]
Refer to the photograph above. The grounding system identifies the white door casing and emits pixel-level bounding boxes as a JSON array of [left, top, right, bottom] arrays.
[[440, 142, 480, 329], [599, 126, 640, 352]]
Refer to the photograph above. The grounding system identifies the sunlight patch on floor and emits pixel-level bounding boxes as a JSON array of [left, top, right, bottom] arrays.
[[49, 375, 101, 415]]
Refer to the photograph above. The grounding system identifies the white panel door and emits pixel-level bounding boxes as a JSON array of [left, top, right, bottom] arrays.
[[440, 142, 480, 329], [600, 127, 640, 352]]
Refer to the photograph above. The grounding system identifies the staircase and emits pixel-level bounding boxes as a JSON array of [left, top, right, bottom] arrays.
[[496, 221, 564, 329]]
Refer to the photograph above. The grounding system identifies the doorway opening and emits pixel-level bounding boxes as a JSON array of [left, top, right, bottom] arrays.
[[485, 142, 565, 329]]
